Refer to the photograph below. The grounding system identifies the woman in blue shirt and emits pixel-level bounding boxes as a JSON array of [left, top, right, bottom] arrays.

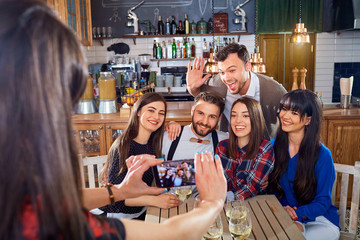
[[268, 90, 340, 240]]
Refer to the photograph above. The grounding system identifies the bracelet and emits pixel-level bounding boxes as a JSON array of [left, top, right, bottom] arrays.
[[102, 183, 115, 205]]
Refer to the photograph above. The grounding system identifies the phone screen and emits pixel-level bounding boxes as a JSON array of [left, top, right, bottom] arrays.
[[153, 159, 195, 188]]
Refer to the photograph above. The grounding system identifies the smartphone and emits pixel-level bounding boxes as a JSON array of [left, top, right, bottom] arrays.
[[153, 159, 195, 188]]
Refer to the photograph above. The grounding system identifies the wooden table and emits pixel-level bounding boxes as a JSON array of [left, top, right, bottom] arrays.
[[145, 194, 305, 240]]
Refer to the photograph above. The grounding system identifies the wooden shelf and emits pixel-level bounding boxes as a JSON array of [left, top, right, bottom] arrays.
[[150, 58, 195, 67], [122, 32, 250, 44], [93, 37, 112, 46], [150, 58, 194, 61]]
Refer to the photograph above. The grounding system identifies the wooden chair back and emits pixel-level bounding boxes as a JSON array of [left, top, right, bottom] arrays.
[[332, 161, 360, 240], [81, 155, 107, 188]]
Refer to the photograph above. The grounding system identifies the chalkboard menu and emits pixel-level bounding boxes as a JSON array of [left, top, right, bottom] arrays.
[[91, 0, 255, 37]]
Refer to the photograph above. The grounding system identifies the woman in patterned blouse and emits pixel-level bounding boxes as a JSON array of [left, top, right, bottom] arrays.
[[216, 96, 275, 200]]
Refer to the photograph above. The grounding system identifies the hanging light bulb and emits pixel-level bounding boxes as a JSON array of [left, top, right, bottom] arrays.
[[249, 0, 266, 74], [204, 53, 219, 75], [290, 0, 310, 44]]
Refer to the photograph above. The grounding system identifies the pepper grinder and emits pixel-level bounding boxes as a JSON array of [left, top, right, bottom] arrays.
[[291, 67, 299, 91], [299, 68, 307, 90]]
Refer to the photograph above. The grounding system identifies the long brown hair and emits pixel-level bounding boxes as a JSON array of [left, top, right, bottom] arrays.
[[0, 1, 90, 239], [228, 97, 265, 160], [101, 92, 167, 179], [269, 89, 322, 206]]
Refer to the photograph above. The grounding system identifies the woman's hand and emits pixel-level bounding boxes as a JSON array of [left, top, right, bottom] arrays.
[[195, 152, 226, 204], [152, 192, 181, 209], [283, 205, 298, 221], [165, 121, 181, 141], [114, 155, 166, 199]]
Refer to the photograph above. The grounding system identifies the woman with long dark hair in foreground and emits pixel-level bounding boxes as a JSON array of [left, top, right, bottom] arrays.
[[0, 1, 226, 239], [268, 90, 340, 240]]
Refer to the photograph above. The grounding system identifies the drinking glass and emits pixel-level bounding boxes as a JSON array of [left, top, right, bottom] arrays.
[[194, 197, 223, 240], [139, 54, 151, 72], [225, 196, 246, 221], [229, 207, 252, 240], [203, 214, 223, 240], [173, 186, 192, 202]]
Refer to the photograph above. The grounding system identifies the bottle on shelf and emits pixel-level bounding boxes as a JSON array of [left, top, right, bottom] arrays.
[[165, 18, 171, 35], [153, 40, 157, 58], [178, 20, 185, 34], [167, 40, 172, 59], [207, 18, 214, 33], [190, 38, 196, 58], [156, 43, 162, 59], [158, 16, 164, 35], [186, 38, 192, 58], [162, 41, 167, 59], [184, 13, 190, 34], [172, 39, 177, 59], [171, 16, 177, 35], [177, 40, 181, 58], [202, 38, 210, 59], [183, 38, 188, 58], [209, 42, 213, 54], [197, 18, 207, 34], [190, 20, 197, 34]]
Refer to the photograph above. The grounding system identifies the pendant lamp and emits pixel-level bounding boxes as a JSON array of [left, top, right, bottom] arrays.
[[290, 0, 310, 44], [204, 0, 219, 75], [249, 0, 266, 73]]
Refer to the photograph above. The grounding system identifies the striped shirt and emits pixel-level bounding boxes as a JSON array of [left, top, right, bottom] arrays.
[[216, 139, 275, 200]]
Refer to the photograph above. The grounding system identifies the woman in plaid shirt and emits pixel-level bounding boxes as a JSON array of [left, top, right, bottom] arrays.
[[216, 97, 275, 200]]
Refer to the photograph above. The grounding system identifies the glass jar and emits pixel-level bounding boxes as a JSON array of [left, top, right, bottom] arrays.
[[80, 75, 94, 100], [197, 18, 207, 34], [98, 72, 116, 100], [190, 20, 197, 34]]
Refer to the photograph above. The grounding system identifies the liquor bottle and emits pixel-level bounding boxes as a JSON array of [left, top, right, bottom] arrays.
[[190, 38, 196, 58], [184, 13, 190, 34], [171, 16, 177, 35], [202, 38, 210, 59], [158, 16, 164, 35], [172, 39, 177, 59], [178, 20, 184, 34], [183, 38, 188, 58], [162, 41, 167, 59], [153, 40, 157, 58], [187, 38, 192, 58], [167, 40, 172, 59], [209, 42, 213, 54], [156, 43, 162, 59], [177, 40, 181, 58], [232, 37, 235, 44], [165, 18, 171, 35]]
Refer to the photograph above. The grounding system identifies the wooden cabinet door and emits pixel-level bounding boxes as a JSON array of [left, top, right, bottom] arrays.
[[326, 119, 360, 206], [73, 123, 107, 156], [259, 34, 316, 91], [44, 0, 67, 23], [105, 123, 128, 153], [66, 0, 92, 46], [326, 119, 360, 166]]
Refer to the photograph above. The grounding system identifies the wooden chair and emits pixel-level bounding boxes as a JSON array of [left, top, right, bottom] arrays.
[[332, 161, 360, 240], [81, 155, 107, 188]]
